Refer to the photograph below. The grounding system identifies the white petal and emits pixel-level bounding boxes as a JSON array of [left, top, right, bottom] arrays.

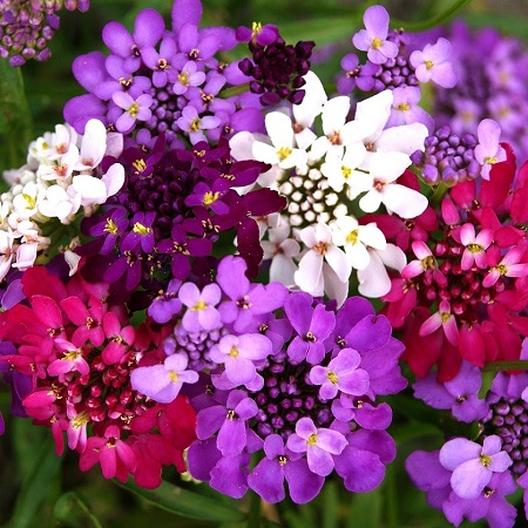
[[106, 132, 124, 158], [381, 183, 428, 219], [79, 119, 107, 168], [299, 225, 318, 247], [359, 223, 387, 250], [270, 254, 297, 286], [345, 243, 370, 270], [321, 96, 350, 136], [265, 111, 294, 148], [72, 175, 108, 205], [309, 136, 331, 161], [252, 141, 279, 165], [354, 90, 393, 142], [295, 128, 318, 150], [357, 250, 391, 298], [325, 245, 352, 282], [378, 243, 407, 271], [369, 151, 411, 182], [295, 251, 324, 296], [230, 131, 255, 160], [293, 71, 327, 127], [323, 263, 349, 307], [376, 123, 428, 155], [102, 163, 125, 197], [359, 190, 383, 213]]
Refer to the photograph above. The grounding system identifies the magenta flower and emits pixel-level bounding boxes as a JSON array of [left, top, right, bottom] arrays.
[[79, 425, 136, 480], [173, 60, 206, 95], [285, 292, 335, 364], [401, 240, 436, 280], [419, 299, 458, 346], [101, 312, 135, 364], [112, 92, 153, 132], [286, 417, 347, 477], [475, 119, 507, 180], [410, 37, 456, 88], [196, 390, 258, 456], [459, 223, 493, 271], [248, 434, 324, 504], [179, 282, 222, 332], [483, 248, 528, 288], [48, 339, 89, 378], [439, 435, 512, 499], [209, 334, 272, 388], [60, 296, 105, 347], [352, 5, 398, 65], [309, 348, 369, 400], [131, 353, 199, 404]]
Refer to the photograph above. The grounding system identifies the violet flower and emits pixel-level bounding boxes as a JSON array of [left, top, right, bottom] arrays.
[[179, 282, 222, 332], [410, 37, 456, 88]]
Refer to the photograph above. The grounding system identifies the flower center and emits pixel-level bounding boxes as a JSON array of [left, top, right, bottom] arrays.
[[327, 371, 339, 384], [104, 218, 118, 234], [440, 311, 451, 323], [178, 72, 189, 86], [157, 58, 169, 71], [277, 146, 292, 161], [168, 371, 179, 383], [306, 433, 318, 446], [341, 166, 352, 179], [346, 229, 359, 245], [132, 222, 151, 235], [425, 60, 434, 70], [229, 346, 240, 358], [190, 118, 201, 132], [127, 102, 140, 117], [397, 102, 410, 112], [304, 331, 317, 343], [278, 455, 288, 466], [496, 264, 508, 276], [480, 454, 492, 468], [313, 241, 328, 255], [71, 411, 90, 429], [192, 300, 208, 311], [371, 37, 383, 49], [251, 21, 263, 39], [203, 191, 220, 206], [62, 349, 82, 361], [467, 243, 483, 254], [132, 159, 147, 173], [421, 255, 435, 270], [23, 193, 36, 208], [484, 156, 497, 165]]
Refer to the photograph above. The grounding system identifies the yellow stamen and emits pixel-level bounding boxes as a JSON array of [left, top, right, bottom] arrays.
[[371, 37, 383, 49], [132, 158, 147, 173], [127, 102, 140, 117], [132, 222, 151, 235], [62, 349, 81, 361], [306, 433, 318, 446], [168, 371, 179, 383], [425, 60, 434, 70], [341, 166, 352, 179], [327, 371, 339, 384], [203, 191, 220, 206], [397, 102, 410, 111], [277, 146, 292, 161], [192, 299, 208, 311], [480, 454, 492, 468], [229, 346, 240, 358], [104, 218, 118, 235], [485, 156, 497, 165], [190, 118, 201, 132], [346, 229, 359, 245], [178, 72, 190, 86], [71, 411, 89, 429], [467, 243, 483, 254], [22, 193, 36, 209]]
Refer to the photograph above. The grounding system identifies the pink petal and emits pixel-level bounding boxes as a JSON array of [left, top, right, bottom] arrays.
[[419, 312, 442, 336], [460, 223, 475, 246]]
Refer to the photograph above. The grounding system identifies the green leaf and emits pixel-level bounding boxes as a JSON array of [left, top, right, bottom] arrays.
[[119, 480, 246, 522], [392, 0, 472, 31], [7, 437, 62, 528], [321, 481, 338, 528], [280, 16, 359, 45], [0, 61, 33, 174], [347, 490, 382, 528], [54, 492, 103, 528], [12, 419, 48, 480]]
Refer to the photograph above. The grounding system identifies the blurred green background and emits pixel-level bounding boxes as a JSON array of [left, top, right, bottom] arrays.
[[1, 0, 527, 526]]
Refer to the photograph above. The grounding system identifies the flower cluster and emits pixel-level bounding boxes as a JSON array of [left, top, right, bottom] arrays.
[[337, 5, 455, 131], [406, 340, 528, 528], [380, 134, 528, 380], [136, 256, 405, 503], [0, 119, 124, 280], [0, 0, 89, 66]]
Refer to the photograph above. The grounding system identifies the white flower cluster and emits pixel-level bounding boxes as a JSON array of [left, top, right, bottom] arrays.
[[0, 119, 124, 280], [231, 72, 429, 304]]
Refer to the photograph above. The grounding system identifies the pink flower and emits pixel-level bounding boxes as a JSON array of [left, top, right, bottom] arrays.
[[60, 296, 106, 347], [419, 300, 459, 346], [483, 248, 528, 287], [401, 241, 435, 279], [101, 312, 135, 364], [459, 223, 493, 270], [47, 339, 90, 378]]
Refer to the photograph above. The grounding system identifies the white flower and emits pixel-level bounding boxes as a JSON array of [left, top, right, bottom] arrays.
[[261, 219, 300, 285], [75, 119, 109, 171], [12, 181, 46, 220], [331, 216, 386, 270], [252, 112, 308, 172], [292, 71, 327, 150], [321, 142, 368, 196], [13, 242, 39, 271], [357, 243, 406, 298], [357, 151, 428, 218], [37, 146, 79, 181], [72, 163, 125, 209], [38, 185, 81, 223], [294, 223, 351, 300], [0, 231, 14, 280]]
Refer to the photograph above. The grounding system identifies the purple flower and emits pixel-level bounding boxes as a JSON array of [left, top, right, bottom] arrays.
[[121, 212, 156, 253], [83, 207, 129, 255], [179, 282, 222, 332], [176, 105, 220, 144], [173, 60, 206, 95], [439, 435, 512, 499], [475, 118, 507, 180], [388, 86, 433, 130], [285, 292, 335, 364], [131, 353, 199, 403], [352, 6, 398, 65], [196, 389, 258, 456], [286, 417, 347, 476], [413, 361, 489, 422], [247, 434, 324, 504], [112, 92, 153, 132], [309, 348, 369, 400], [140, 36, 178, 88], [209, 334, 272, 388], [410, 37, 456, 88], [148, 279, 182, 324]]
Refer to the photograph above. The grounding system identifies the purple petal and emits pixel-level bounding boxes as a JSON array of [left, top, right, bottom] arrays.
[[335, 446, 385, 493], [247, 458, 285, 503], [363, 5, 390, 39], [217, 417, 247, 456], [295, 417, 317, 439], [196, 404, 226, 439], [306, 445, 334, 476], [451, 459, 491, 499], [210, 454, 250, 499], [439, 438, 482, 471], [285, 458, 324, 504], [72, 52, 108, 91], [134, 8, 165, 48], [102, 21, 134, 58], [187, 438, 221, 481], [172, 0, 203, 33], [317, 429, 347, 455]]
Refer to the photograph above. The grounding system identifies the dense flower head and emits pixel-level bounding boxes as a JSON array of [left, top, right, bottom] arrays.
[[0, 0, 89, 66], [129, 256, 406, 503], [0, 119, 124, 281], [407, 341, 528, 528], [63, 0, 267, 148], [432, 20, 528, 161], [380, 143, 528, 380], [0, 266, 196, 487], [231, 71, 428, 303], [238, 23, 315, 106], [78, 136, 284, 296]]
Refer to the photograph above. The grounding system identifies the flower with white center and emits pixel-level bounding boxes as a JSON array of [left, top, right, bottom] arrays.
[[357, 243, 406, 298], [252, 112, 308, 172], [321, 142, 368, 195], [261, 219, 301, 285], [331, 216, 386, 271], [358, 152, 428, 219], [294, 223, 351, 303]]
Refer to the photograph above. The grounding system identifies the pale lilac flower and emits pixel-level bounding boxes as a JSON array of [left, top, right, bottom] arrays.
[[173, 61, 206, 95], [388, 86, 433, 129], [176, 105, 220, 144], [179, 282, 222, 332], [352, 6, 398, 65], [439, 435, 512, 499], [474, 119, 507, 180], [112, 92, 153, 133], [209, 334, 272, 387], [309, 348, 369, 400], [410, 38, 456, 88], [286, 417, 347, 476], [131, 353, 199, 404], [459, 223, 493, 270]]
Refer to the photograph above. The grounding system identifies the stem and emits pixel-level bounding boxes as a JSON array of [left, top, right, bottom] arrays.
[[483, 360, 528, 372], [429, 182, 449, 206], [248, 492, 261, 528], [222, 83, 250, 98], [392, 0, 472, 31]]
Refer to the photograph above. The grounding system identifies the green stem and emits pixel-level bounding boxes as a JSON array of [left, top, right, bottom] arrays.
[[429, 182, 449, 206], [222, 83, 250, 98], [392, 0, 472, 31], [248, 492, 261, 528], [483, 360, 528, 372]]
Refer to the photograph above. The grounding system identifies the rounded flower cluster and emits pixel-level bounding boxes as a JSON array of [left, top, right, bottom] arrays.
[[0, 0, 89, 66], [128, 256, 406, 504], [0, 266, 196, 488], [381, 139, 528, 380], [64, 4, 266, 148], [0, 119, 124, 281]]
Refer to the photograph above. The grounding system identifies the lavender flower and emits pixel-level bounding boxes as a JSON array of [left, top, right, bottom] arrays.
[[409, 37, 456, 88], [179, 283, 222, 332]]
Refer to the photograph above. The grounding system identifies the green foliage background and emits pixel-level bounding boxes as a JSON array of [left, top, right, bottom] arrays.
[[0, 0, 526, 526]]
